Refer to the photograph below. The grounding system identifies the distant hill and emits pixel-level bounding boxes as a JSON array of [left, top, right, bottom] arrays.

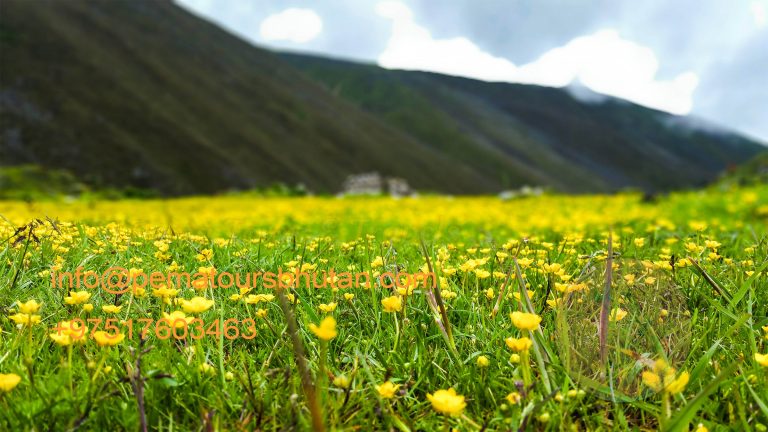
[[0, 0, 764, 195], [280, 53, 766, 192], [0, 0, 491, 194]]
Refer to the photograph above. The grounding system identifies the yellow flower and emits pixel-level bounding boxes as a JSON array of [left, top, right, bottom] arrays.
[[163, 311, 192, 328], [255, 308, 268, 318], [641, 359, 689, 394], [371, 256, 384, 268], [318, 302, 338, 313], [376, 381, 400, 398], [153, 286, 179, 298], [196, 248, 213, 262], [82, 303, 94, 312], [427, 388, 466, 416], [506, 391, 521, 404], [309, 316, 337, 341], [546, 298, 563, 308], [92, 330, 125, 346], [198, 363, 216, 375], [244, 294, 275, 304], [641, 371, 661, 391], [102, 304, 122, 314], [9, 313, 41, 327], [0, 373, 21, 392], [64, 290, 91, 305], [510, 311, 541, 331], [476, 355, 490, 367], [474, 269, 491, 279], [333, 375, 351, 389], [17, 299, 41, 314], [381, 295, 403, 312], [344, 293, 355, 301], [49, 320, 87, 346], [695, 423, 708, 432], [755, 353, 768, 367], [505, 336, 533, 352], [181, 296, 214, 314], [512, 290, 536, 302], [665, 372, 689, 394], [609, 308, 628, 322], [50, 333, 74, 346]]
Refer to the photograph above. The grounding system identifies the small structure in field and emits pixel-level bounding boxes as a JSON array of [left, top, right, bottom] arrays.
[[341, 172, 413, 197], [498, 185, 544, 200]]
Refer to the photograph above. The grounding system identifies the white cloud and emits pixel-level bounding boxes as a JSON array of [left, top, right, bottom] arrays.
[[376, 1, 518, 82], [752, 1, 767, 27], [259, 8, 323, 43], [513, 30, 699, 113], [375, 1, 698, 114]]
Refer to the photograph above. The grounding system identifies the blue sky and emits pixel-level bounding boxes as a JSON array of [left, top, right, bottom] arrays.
[[177, 0, 768, 143]]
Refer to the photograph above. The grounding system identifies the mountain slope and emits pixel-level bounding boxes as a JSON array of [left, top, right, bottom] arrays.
[[0, 1, 763, 195], [281, 52, 765, 192], [0, 0, 496, 194]]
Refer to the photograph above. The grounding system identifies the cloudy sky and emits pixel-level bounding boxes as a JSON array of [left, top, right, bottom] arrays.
[[176, 0, 767, 143]]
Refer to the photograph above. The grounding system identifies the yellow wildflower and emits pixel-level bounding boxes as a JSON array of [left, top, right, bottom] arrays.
[[506, 392, 521, 404], [381, 295, 403, 312], [153, 286, 179, 298], [198, 363, 216, 375], [333, 375, 350, 389], [163, 311, 192, 328], [181, 296, 214, 314], [510, 311, 542, 331], [17, 299, 41, 314], [92, 330, 125, 346], [65, 290, 91, 305], [641, 359, 689, 394], [309, 316, 337, 341], [427, 388, 466, 416], [505, 336, 533, 352], [318, 302, 338, 313], [9, 313, 41, 327], [376, 381, 400, 398], [0, 373, 21, 392], [609, 308, 628, 322], [102, 304, 122, 314], [755, 353, 768, 367]]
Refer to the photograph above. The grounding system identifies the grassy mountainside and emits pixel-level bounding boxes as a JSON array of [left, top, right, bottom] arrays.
[[0, 1, 764, 195], [281, 53, 766, 192], [0, 0, 495, 194]]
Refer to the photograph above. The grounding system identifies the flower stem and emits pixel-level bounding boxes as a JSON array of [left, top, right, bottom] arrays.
[[392, 314, 400, 351], [521, 351, 532, 389]]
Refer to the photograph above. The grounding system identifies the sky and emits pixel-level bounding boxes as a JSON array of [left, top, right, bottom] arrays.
[[176, 0, 767, 143]]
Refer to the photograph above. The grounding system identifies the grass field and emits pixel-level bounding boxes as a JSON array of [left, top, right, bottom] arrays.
[[1, 186, 767, 431]]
